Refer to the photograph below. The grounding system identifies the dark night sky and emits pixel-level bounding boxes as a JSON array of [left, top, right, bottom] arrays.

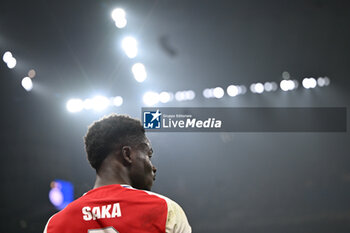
[[0, 0, 349, 233]]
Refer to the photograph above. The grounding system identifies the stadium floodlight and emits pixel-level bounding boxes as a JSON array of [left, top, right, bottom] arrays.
[[317, 77, 330, 87], [302, 78, 310, 89], [7, 57, 17, 69], [132, 63, 147, 82], [302, 78, 317, 89], [309, 78, 317, 88], [174, 90, 195, 101], [227, 85, 239, 97], [66, 99, 84, 113], [254, 83, 264, 94], [280, 80, 289, 91], [293, 80, 299, 89], [175, 91, 185, 101], [317, 77, 325, 87], [143, 91, 159, 106], [112, 96, 123, 107], [83, 98, 93, 110], [270, 82, 278, 91], [282, 71, 290, 79], [91, 95, 110, 112], [264, 82, 273, 92], [112, 8, 126, 21], [213, 87, 224, 98], [280, 80, 297, 91], [122, 37, 138, 58], [323, 77, 330, 86], [185, 90, 195, 100], [250, 83, 256, 93], [289, 80, 295, 90], [115, 18, 127, 29], [2, 51, 13, 63], [159, 92, 172, 103], [21, 77, 33, 91], [203, 88, 213, 98], [28, 69, 36, 78], [111, 8, 127, 28], [238, 85, 247, 94]]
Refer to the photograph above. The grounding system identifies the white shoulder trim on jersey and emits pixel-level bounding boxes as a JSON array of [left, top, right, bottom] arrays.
[[143, 190, 192, 233], [43, 214, 55, 233]]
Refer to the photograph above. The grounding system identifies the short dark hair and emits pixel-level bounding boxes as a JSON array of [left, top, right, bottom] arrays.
[[84, 114, 145, 171]]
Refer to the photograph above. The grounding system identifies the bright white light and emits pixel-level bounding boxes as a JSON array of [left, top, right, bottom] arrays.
[[185, 90, 195, 100], [203, 88, 213, 98], [168, 92, 174, 101], [280, 80, 296, 91], [132, 63, 147, 82], [280, 80, 289, 91], [213, 87, 224, 98], [143, 92, 159, 106], [317, 77, 330, 87], [159, 92, 172, 103], [7, 57, 16, 69], [271, 82, 278, 91], [115, 18, 127, 28], [309, 78, 317, 88], [175, 91, 186, 101], [21, 77, 33, 91], [91, 96, 110, 112], [302, 78, 310, 89], [173, 90, 195, 101], [250, 84, 256, 93], [254, 83, 264, 94], [239, 85, 247, 94], [122, 37, 138, 58], [112, 96, 123, 107], [66, 99, 84, 113], [264, 82, 273, 92], [324, 77, 330, 86], [227, 85, 239, 97], [83, 98, 93, 110], [302, 78, 317, 89], [293, 80, 299, 89], [112, 8, 127, 28], [112, 8, 126, 21], [2, 51, 17, 69], [317, 77, 325, 87], [289, 80, 296, 90], [3, 51, 12, 63]]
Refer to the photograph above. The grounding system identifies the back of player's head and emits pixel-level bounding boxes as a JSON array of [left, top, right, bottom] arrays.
[[84, 114, 145, 171]]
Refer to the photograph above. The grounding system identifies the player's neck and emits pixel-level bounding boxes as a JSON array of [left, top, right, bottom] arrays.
[[94, 173, 132, 189], [93, 158, 132, 189], [94, 176, 131, 188]]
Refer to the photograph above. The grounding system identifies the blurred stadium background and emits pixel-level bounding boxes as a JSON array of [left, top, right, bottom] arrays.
[[0, 0, 349, 232]]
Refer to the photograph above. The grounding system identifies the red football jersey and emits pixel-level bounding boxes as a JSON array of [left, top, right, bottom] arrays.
[[44, 184, 191, 233]]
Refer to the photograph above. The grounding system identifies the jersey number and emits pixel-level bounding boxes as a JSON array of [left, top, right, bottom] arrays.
[[88, 227, 119, 233]]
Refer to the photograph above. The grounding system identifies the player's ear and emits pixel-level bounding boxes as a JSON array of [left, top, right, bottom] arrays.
[[121, 146, 133, 164]]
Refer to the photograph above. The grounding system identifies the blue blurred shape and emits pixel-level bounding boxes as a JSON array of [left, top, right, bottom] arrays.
[[49, 179, 74, 210]]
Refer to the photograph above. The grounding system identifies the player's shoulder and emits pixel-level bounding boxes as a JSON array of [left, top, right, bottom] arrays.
[[142, 191, 191, 233], [141, 190, 180, 207], [117, 186, 175, 209], [120, 186, 188, 217]]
